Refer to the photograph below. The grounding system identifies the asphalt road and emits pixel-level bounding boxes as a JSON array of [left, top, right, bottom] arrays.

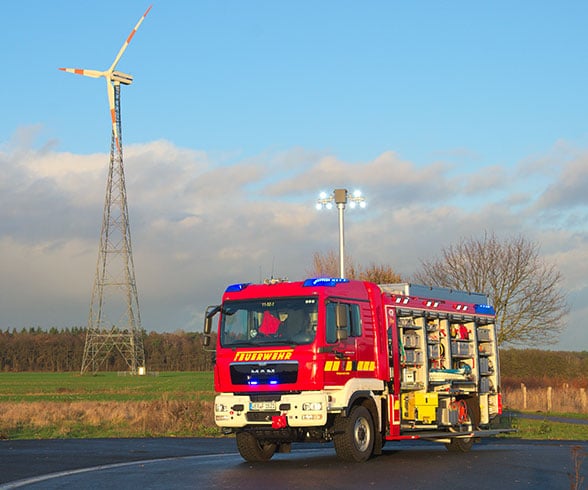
[[1, 437, 586, 489]]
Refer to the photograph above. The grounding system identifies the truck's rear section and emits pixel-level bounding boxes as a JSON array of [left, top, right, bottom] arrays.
[[380, 283, 503, 451]]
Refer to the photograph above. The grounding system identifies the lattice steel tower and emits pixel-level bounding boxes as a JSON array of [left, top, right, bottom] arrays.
[[80, 83, 145, 375], [59, 7, 151, 374]]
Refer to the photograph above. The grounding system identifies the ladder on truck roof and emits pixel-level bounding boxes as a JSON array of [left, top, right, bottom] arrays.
[[379, 283, 488, 305]]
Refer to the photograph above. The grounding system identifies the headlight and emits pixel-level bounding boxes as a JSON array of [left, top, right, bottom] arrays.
[[302, 402, 323, 411]]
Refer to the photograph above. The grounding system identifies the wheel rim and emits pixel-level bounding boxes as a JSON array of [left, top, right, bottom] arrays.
[[353, 416, 371, 452]]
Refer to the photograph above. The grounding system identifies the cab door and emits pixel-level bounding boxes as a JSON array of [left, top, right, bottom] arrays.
[[322, 301, 359, 384]]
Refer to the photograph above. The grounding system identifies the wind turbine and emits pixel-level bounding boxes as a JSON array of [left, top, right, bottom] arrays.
[[59, 4, 152, 153], [59, 6, 152, 375]]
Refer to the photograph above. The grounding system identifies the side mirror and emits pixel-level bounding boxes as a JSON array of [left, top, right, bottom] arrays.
[[335, 304, 348, 327], [203, 324, 211, 347], [335, 304, 349, 341], [204, 315, 213, 335], [203, 305, 220, 347]]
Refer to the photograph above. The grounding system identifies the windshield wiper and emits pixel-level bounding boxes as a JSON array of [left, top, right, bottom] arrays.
[[226, 338, 309, 347], [256, 339, 297, 346]]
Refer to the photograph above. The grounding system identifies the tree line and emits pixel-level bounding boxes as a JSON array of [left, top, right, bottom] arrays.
[[0, 328, 214, 372], [500, 348, 588, 387], [1, 328, 586, 383]]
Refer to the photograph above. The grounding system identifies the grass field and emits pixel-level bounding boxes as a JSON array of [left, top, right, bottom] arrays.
[[1, 372, 587, 441], [0, 371, 214, 402]]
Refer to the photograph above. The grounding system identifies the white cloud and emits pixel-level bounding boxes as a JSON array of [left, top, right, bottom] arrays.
[[1, 129, 586, 349], [537, 153, 588, 209]]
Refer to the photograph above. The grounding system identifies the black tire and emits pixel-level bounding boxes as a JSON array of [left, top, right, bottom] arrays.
[[445, 397, 476, 452], [333, 405, 375, 462], [236, 431, 277, 462], [445, 436, 474, 452]]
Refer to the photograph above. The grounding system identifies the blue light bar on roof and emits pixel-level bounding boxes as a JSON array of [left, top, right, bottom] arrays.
[[303, 277, 350, 287], [225, 283, 251, 293], [475, 304, 495, 315]]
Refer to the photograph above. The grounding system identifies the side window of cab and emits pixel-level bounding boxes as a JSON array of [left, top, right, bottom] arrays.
[[326, 302, 362, 343]]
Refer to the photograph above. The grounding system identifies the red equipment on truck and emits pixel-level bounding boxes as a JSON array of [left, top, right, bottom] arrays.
[[203, 278, 505, 462]]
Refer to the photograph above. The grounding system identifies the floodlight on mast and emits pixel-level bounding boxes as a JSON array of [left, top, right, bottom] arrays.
[[316, 189, 367, 278]]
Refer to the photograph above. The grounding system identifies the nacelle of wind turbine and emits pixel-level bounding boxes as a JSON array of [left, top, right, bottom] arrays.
[[112, 71, 133, 85]]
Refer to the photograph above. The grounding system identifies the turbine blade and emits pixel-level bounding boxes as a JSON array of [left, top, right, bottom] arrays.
[[59, 67, 103, 78], [106, 79, 121, 154], [108, 5, 152, 73]]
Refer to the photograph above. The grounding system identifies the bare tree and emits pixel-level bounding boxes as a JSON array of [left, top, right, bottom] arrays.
[[308, 250, 343, 278], [360, 263, 402, 284], [308, 251, 402, 283], [413, 232, 568, 346]]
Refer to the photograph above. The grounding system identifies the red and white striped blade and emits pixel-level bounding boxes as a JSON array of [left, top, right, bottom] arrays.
[[58, 67, 103, 78], [109, 5, 152, 72]]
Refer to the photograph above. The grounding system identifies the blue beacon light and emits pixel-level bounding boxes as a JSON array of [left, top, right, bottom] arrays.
[[303, 277, 350, 287]]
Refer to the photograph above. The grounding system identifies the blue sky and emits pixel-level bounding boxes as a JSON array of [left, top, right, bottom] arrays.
[[1, 1, 587, 350]]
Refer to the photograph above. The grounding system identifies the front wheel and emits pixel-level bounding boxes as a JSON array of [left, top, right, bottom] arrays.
[[333, 405, 375, 462], [236, 431, 277, 462]]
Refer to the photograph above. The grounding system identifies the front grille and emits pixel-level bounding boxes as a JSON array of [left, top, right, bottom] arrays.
[[230, 361, 298, 385]]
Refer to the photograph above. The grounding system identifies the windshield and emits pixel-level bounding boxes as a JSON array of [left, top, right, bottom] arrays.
[[220, 297, 318, 347]]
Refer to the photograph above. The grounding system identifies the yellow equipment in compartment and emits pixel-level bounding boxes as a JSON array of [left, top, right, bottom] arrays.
[[402, 392, 439, 424]]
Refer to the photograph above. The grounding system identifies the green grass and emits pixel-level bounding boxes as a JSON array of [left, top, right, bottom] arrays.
[[0, 371, 214, 402], [497, 411, 588, 440]]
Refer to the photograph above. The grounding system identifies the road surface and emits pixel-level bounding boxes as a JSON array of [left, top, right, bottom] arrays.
[[1, 437, 586, 489]]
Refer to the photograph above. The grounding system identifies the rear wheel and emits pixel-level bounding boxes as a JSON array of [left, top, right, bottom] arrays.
[[333, 405, 375, 462], [236, 431, 277, 462], [445, 398, 476, 453], [445, 436, 474, 452]]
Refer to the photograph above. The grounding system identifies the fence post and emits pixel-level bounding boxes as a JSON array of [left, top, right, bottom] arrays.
[[547, 386, 552, 412], [581, 388, 587, 412], [521, 383, 527, 410]]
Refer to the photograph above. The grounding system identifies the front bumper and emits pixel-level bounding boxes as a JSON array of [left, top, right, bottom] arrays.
[[214, 392, 328, 428]]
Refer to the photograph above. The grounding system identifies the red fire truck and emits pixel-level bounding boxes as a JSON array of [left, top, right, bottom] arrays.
[[203, 278, 505, 462]]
